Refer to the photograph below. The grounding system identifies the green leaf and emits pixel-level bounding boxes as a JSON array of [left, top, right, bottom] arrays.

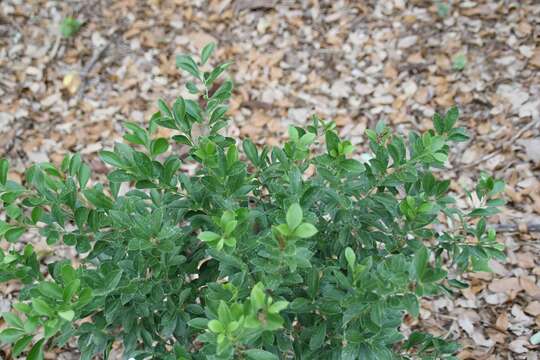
[[12, 335, 33, 357], [243, 139, 259, 165], [299, 132, 316, 147], [63, 279, 80, 302], [150, 138, 169, 157], [414, 246, 429, 281], [32, 298, 54, 317], [452, 54, 467, 71], [294, 223, 318, 238], [172, 135, 192, 145], [0, 158, 9, 185], [173, 97, 187, 130], [471, 256, 492, 272], [38, 282, 63, 300], [95, 269, 123, 296], [13, 303, 32, 314], [268, 301, 288, 314], [433, 112, 445, 134], [448, 279, 469, 289], [187, 317, 208, 329], [217, 301, 232, 323], [58, 310, 75, 322], [68, 153, 82, 176], [83, 188, 114, 209], [309, 323, 326, 350], [27, 338, 45, 360], [250, 283, 266, 310], [286, 203, 303, 230], [344, 247, 356, 268], [157, 99, 173, 119], [244, 349, 278, 360], [185, 99, 203, 122], [5, 227, 25, 243], [0, 327, 25, 343], [445, 106, 459, 130], [433, 152, 447, 163], [448, 127, 469, 142], [288, 126, 299, 142], [207, 319, 224, 333], [176, 55, 200, 79], [198, 231, 221, 243], [186, 81, 198, 94], [341, 159, 365, 173], [206, 61, 231, 85], [60, 17, 81, 38], [78, 163, 91, 188], [325, 130, 340, 156], [99, 151, 123, 168], [2, 312, 24, 329], [201, 42, 216, 64]]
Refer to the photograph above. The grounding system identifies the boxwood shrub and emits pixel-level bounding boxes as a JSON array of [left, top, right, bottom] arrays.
[[0, 45, 504, 360]]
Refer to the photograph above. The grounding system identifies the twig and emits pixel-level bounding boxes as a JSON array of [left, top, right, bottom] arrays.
[[233, 0, 277, 12], [48, 35, 62, 61], [495, 222, 540, 233], [462, 119, 539, 169], [76, 42, 111, 101]]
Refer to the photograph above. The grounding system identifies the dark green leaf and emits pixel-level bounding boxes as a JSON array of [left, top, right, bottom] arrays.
[[414, 246, 429, 281], [12, 335, 33, 356], [99, 151, 123, 168], [150, 138, 169, 157], [0, 158, 9, 185], [78, 163, 91, 188], [244, 349, 278, 360], [32, 298, 54, 317], [444, 106, 459, 131], [27, 338, 45, 360], [5, 227, 25, 243]]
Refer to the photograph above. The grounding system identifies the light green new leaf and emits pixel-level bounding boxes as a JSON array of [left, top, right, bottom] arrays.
[[58, 310, 75, 322], [286, 203, 303, 230], [207, 319, 224, 333], [294, 223, 318, 238], [344, 247, 356, 268], [250, 283, 266, 310], [201, 42, 216, 64], [198, 231, 221, 243]]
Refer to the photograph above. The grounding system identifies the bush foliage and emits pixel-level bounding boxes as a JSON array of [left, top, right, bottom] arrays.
[[0, 45, 504, 360]]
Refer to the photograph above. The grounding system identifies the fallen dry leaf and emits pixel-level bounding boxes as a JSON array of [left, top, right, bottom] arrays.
[[520, 277, 540, 300], [488, 277, 522, 294], [508, 339, 529, 354]]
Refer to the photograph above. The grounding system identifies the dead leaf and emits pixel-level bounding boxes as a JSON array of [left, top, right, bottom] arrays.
[[520, 277, 540, 300], [530, 49, 540, 68], [517, 138, 540, 164], [63, 72, 81, 95], [509, 339, 529, 354], [495, 312, 509, 331], [524, 301, 540, 316], [488, 277, 522, 293]]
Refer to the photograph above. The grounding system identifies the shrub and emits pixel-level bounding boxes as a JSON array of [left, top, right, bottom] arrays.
[[0, 45, 504, 359]]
